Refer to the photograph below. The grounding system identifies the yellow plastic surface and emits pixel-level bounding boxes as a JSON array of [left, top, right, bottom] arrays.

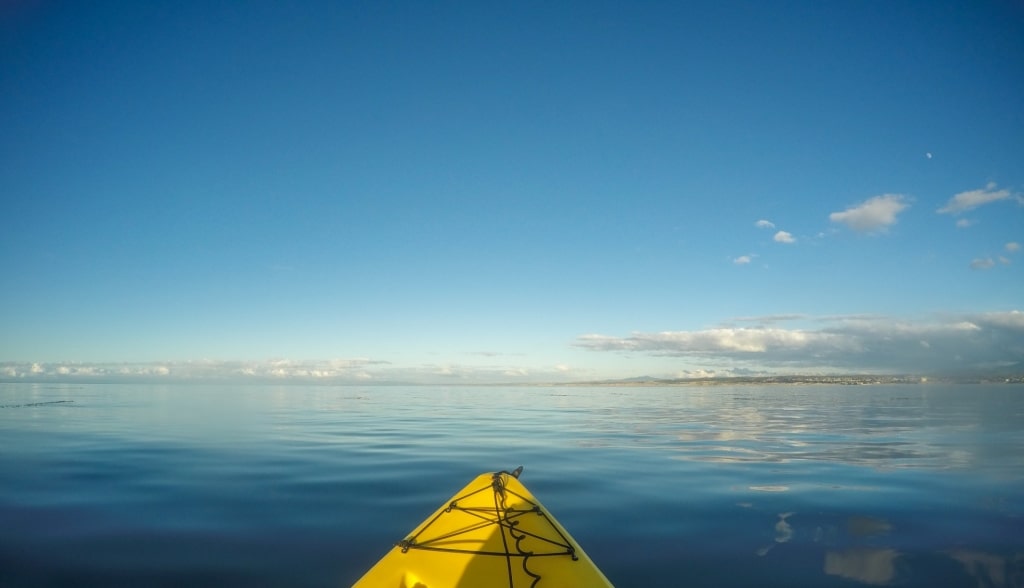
[[351, 471, 614, 588]]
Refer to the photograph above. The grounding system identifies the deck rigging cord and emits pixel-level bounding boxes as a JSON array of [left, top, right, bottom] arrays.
[[395, 467, 578, 588]]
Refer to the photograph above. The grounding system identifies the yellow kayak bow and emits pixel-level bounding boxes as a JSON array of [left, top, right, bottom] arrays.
[[352, 467, 614, 588]]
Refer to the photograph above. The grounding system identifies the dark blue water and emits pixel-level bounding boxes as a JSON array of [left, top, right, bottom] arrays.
[[1, 383, 1021, 587]]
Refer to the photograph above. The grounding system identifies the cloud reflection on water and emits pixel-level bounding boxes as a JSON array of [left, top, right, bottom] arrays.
[[751, 506, 1022, 587], [822, 548, 1024, 587], [578, 385, 1021, 472], [824, 548, 899, 585], [949, 550, 1024, 588]]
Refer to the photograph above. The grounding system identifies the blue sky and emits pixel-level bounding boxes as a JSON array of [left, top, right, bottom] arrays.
[[2, 1, 1022, 383]]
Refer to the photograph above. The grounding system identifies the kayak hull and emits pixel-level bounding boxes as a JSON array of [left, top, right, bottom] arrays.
[[352, 470, 614, 588]]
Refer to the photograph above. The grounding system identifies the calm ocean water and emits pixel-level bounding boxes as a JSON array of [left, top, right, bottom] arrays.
[[1, 382, 1021, 587]]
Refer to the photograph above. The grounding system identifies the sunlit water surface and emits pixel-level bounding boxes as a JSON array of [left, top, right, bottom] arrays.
[[1, 383, 1022, 587]]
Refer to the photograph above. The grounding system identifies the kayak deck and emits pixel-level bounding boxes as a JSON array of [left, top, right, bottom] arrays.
[[352, 468, 614, 588]]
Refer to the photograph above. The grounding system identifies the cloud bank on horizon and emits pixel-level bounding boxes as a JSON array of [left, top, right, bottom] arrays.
[[0, 357, 578, 385], [4, 311, 1021, 383], [576, 311, 1024, 376]]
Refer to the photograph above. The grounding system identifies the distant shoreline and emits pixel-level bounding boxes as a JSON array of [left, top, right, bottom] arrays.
[[564, 374, 1024, 386]]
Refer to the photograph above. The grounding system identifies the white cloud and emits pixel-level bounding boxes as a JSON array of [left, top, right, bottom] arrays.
[[755, 220, 776, 229], [829, 194, 909, 233], [956, 219, 976, 229], [576, 328, 852, 355], [733, 255, 752, 265], [938, 182, 1011, 215], [970, 258, 995, 270], [773, 231, 796, 244], [977, 310, 1024, 330], [574, 311, 1024, 374], [967, 244, 1018, 270]]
